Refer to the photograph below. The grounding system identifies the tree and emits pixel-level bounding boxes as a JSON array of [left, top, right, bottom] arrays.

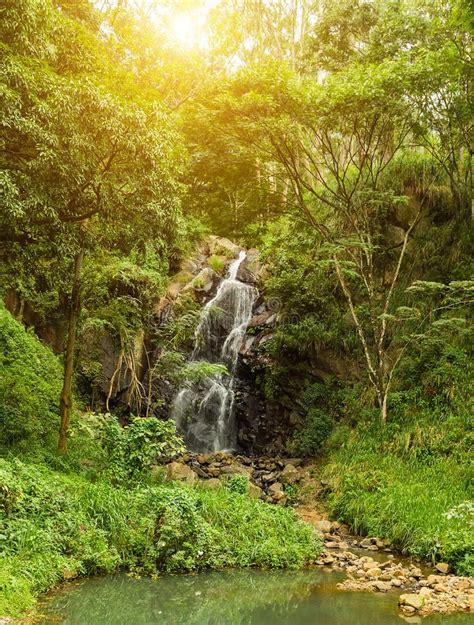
[[192, 0, 471, 422], [1, 0, 185, 452]]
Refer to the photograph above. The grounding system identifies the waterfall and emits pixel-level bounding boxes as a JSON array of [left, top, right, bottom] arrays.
[[171, 251, 257, 452]]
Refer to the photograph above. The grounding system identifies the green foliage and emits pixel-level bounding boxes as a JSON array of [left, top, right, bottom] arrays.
[[0, 306, 62, 452], [181, 361, 228, 383], [100, 416, 184, 483], [323, 415, 473, 575], [0, 458, 320, 616], [292, 408, 333, 457], [223, 474, 250, 495], [208, 255, 225, 273]]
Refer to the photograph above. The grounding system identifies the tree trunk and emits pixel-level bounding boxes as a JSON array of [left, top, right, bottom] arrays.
[[58, 248, 84, 454]]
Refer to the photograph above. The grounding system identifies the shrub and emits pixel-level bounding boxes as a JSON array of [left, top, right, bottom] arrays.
[[292, 408, 333, 456], [223, 474, 249, 495], [100, 415, 185, 482]]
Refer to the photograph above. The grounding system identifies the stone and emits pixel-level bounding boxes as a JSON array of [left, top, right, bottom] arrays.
[[165, 462, 196, 485], [373, 581, 392, 592], [248, 482, 263, 498], [208, 235, 241, 257], [268, 482, 284, 495], [366, 567, 382, 578], [181, 267, 219, 296], [435, 562, 450, 575], [399, 594, 425, 611], [219, 463, 252, 477], [362, 560, 377, 571], [196, 454, 211, 464], [456, 579, 471, 591], [411, 567, 423, 579], [192, 465, 210, 479], [314, 519, 332, 533], [280, 463, 299, 484], [419, 587, 432, 597]]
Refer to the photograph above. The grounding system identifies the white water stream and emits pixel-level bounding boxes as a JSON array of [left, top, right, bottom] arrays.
[[171, 251, 257, 452]]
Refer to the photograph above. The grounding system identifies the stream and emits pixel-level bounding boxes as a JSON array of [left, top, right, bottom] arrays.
[[35, 569, 473, 625]]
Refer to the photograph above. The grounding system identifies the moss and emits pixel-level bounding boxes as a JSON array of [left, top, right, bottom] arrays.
[[0, 306, 62, 453]]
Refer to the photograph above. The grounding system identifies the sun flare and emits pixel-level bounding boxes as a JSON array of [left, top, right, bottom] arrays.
[[170, 13, 201, 47]]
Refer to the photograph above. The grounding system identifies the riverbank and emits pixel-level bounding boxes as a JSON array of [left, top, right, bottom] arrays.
[[321, 419, 473, 577], [0, 458, 319, 618]]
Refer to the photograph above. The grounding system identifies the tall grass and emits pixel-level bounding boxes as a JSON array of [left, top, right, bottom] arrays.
[[323, 418, 473, 575]]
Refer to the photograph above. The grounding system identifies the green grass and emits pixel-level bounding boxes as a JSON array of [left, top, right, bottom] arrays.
[[0, 458, 320, 617], [322, 418, 473, 575], [208, 255, 226, 273]]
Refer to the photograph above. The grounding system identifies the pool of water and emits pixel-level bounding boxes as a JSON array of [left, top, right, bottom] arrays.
[[36, 569, 472, 625]]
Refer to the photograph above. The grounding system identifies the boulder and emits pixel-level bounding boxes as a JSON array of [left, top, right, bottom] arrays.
[[280, 463, 299, 484], [399, 594, 425, 611], [314, 519, 332, 533], [248, 482, 263, 498], [165, 462, 196, 485], [219, 463, 252, 477], [435, 562, 450, 575], [208, 235, 241, 257], [181, 267, 219, 297], [268, 482, 284, 495]]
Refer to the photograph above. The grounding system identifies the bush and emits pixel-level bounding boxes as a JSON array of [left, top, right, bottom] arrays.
[[0, 306, 62, 453], [223, 474, 249, 495], [292, 408, 333, 456], [0, 458, 321, 617], [100, 415, 185, 482]]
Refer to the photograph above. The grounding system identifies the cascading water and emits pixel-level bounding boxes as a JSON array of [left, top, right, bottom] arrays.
[[171, 250, 257, 452]]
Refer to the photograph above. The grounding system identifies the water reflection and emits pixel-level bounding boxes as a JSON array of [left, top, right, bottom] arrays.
[[36, 569, 472, 625]]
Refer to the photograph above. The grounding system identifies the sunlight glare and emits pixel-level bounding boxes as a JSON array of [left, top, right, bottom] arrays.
[[171, 13, 200, 47]]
